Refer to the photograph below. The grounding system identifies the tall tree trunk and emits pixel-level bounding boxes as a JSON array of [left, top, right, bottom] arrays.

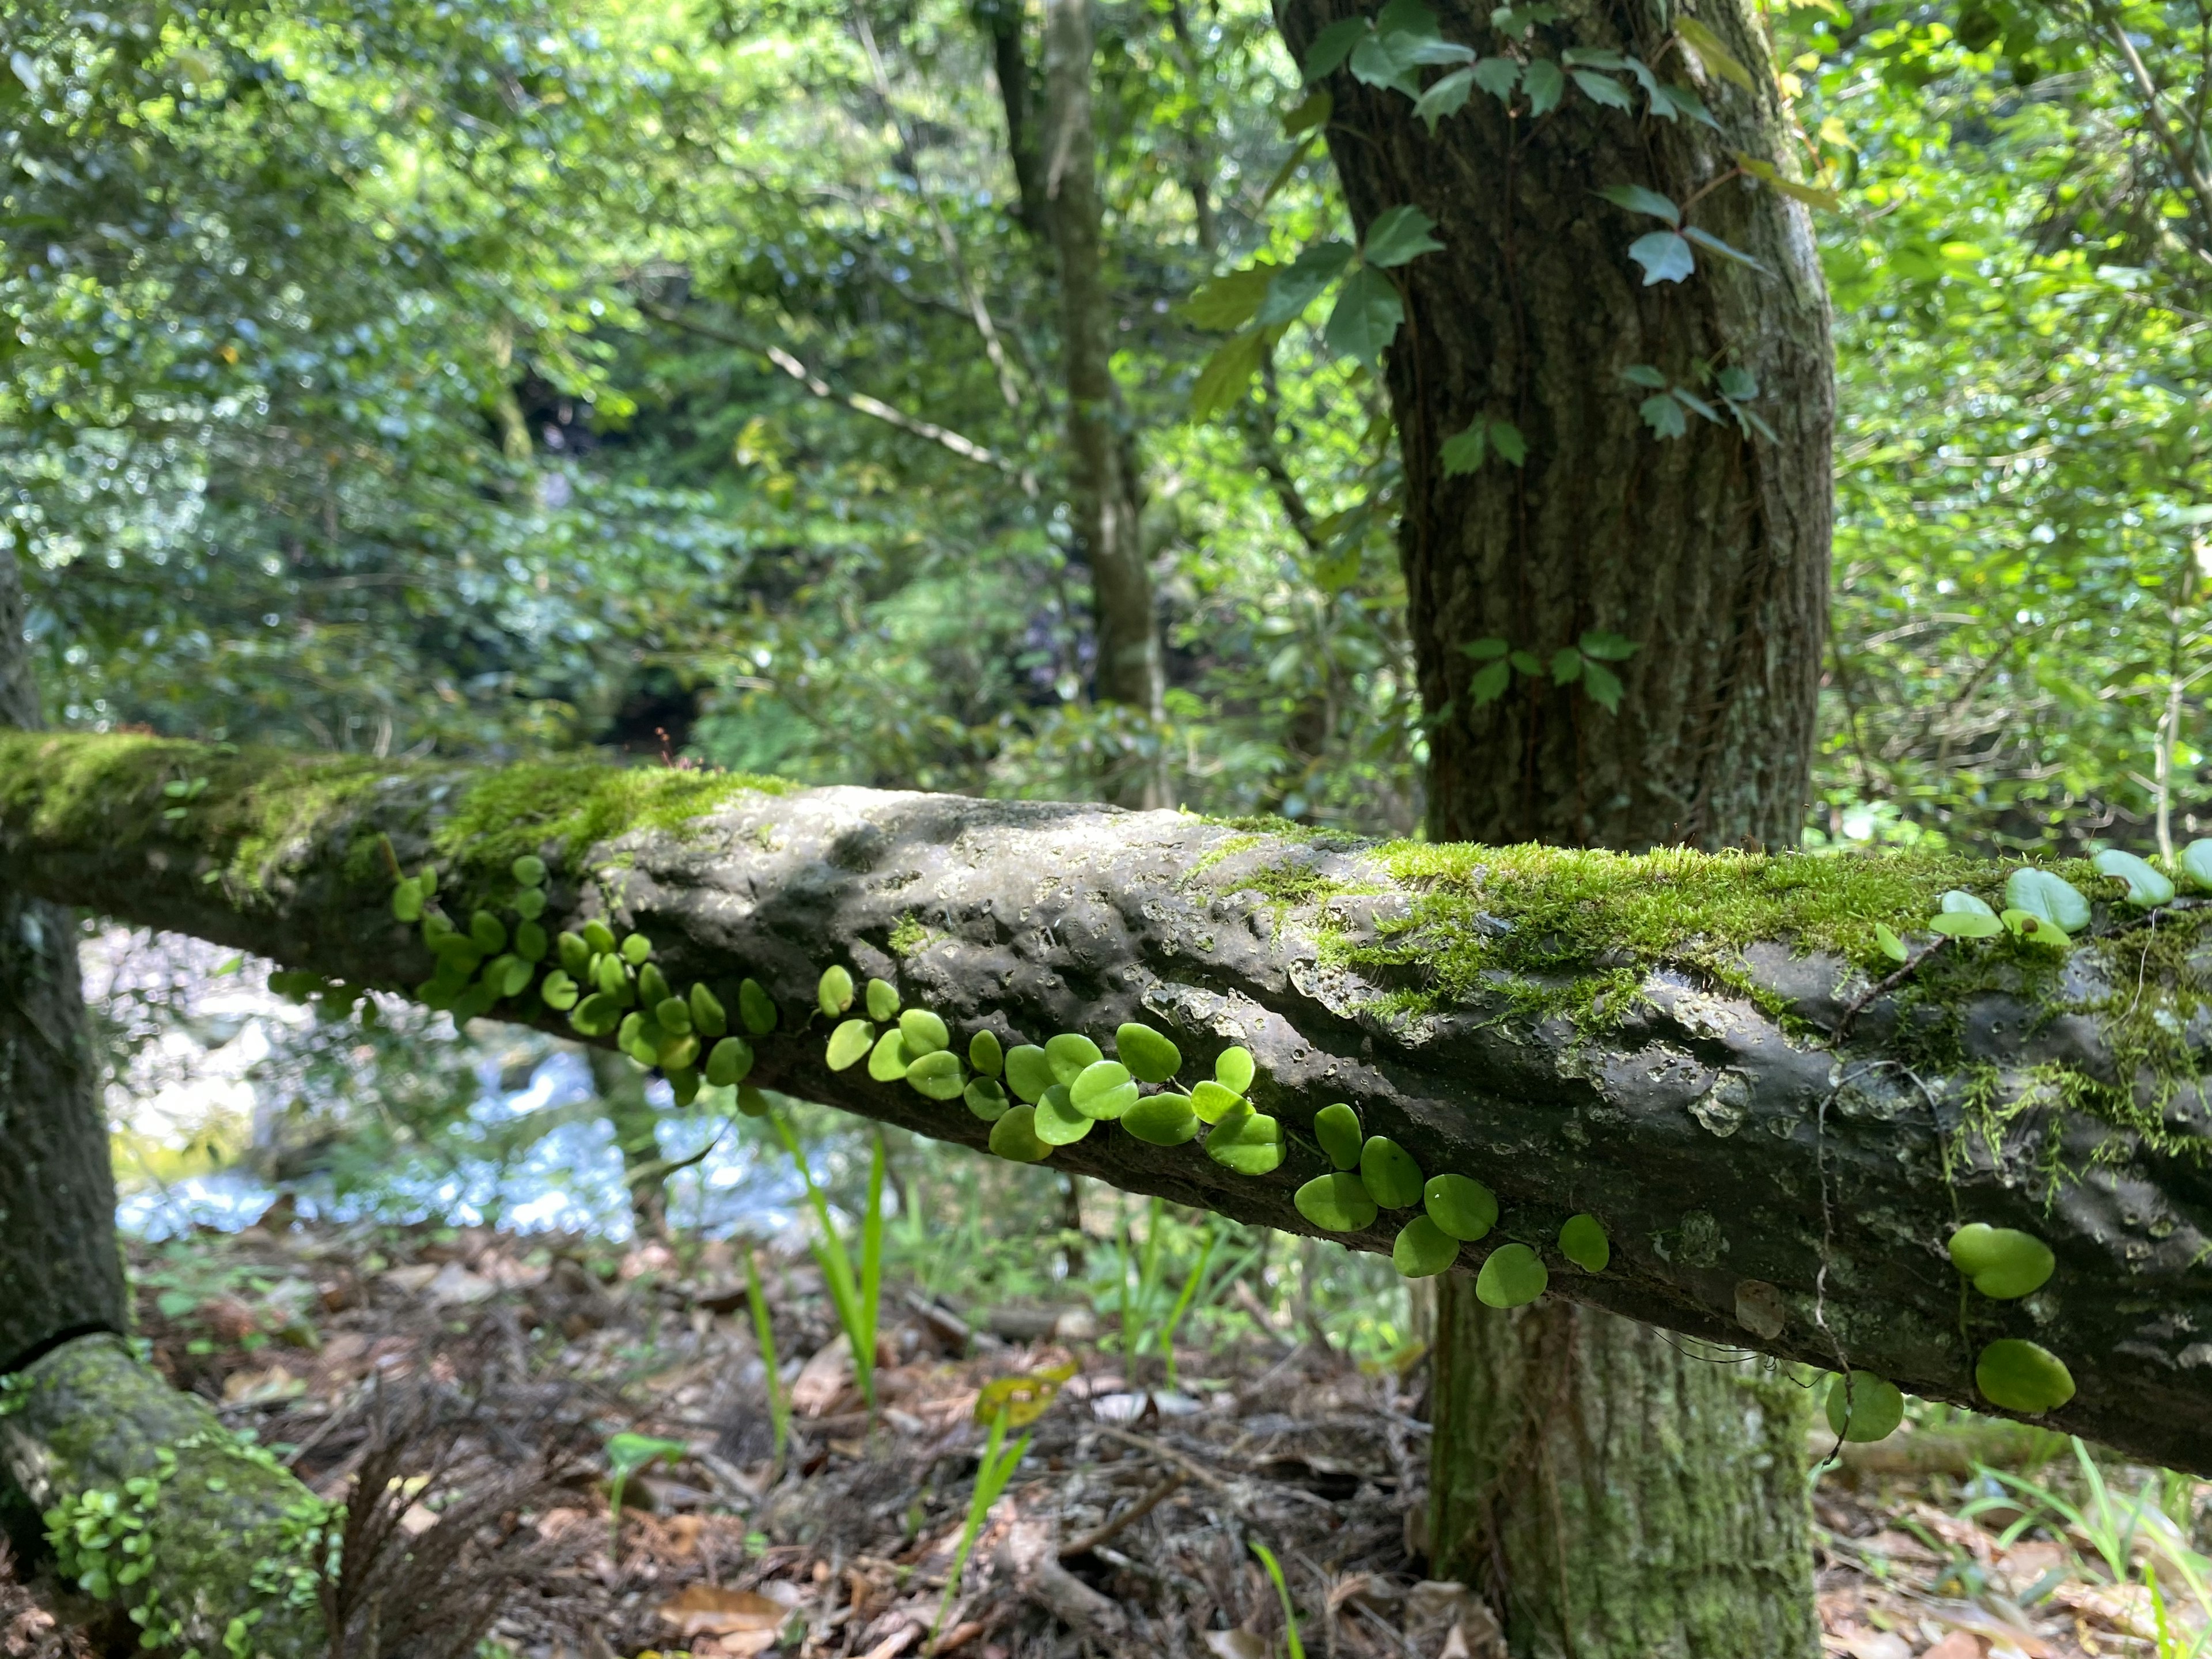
[[1271, 0, 1832, 1649], [1043, 0, 1169, 808], [0, 548, 326, 1655]]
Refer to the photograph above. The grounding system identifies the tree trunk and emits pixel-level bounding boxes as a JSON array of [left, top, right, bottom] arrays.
[[1429, 1300, 1814, 1657], [10, 733, 2211, 1475], [0, 547, 329, 1656], [1277, 0, 1832, 853], [1267, 1, 1834, 1645], [1043, 0, 1169, 808]]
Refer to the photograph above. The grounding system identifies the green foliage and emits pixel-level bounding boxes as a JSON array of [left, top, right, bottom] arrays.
[[604, 1433, 687, 1562], [933, 1408, 1032, 1642], [772, 1119, 887, 1410]]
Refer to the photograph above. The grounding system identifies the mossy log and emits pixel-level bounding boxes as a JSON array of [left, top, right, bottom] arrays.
[[0, 1335, 328, 1657], [12, 732, 2212, 1469]]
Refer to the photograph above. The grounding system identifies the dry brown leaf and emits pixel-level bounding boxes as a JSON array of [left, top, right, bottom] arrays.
[[1919, 1633, 1983, 1659], [656, 1585, 791, 1639], [791, 1335, 853, 1417], [1202, 1632, 1268, 1659]]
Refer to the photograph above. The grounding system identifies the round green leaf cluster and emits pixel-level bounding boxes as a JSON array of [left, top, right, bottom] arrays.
[[1947, 1224, 2053, 1300], [1823, 1373, 1904, 1442]]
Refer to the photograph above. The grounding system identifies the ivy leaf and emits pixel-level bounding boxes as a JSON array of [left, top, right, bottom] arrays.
[[1460, 637, 1510, 660], [1283, 88, 1332, 135], [1683, 225, 1771, 274], [1661, 81, 1721, 129], [1676, 15, 1755, 91], [1715, 365, 1758, 400], [1581, 659, 1627, 711], [1378, 0, 1441, 33], [1571, 67, 1635, 108], [1551, 647, 1583, 683], [1256, 241, 1355, 325], [1441, 423, 1488, 475], [1472, 56, 1521, 99], [1351, 30, 1428, 97], [1488, 418, 1526, 464], [1324, 265, 1406, 363], [1181, 261, 1277, 330], [1491, 3, 1561, 30], [1414, 66, 1475, 129], [1363, 204, 1445, 267], [1620, 363, 1669, 389], [1509, 649, 1543, 675], [1469, 658, 1512, 703], [1409, 36, 1476, 65], [1596, 183, 1680, 226], [1304, 17, 1368, 79], [1578, 630, 1638, 660], [1671, 385, 1722, 423], [1561, 47, 1627, 69], [1627, 230, 1695, 285], [1190, 329, 1267, 421], [1640, 393, 1688, 438], [1522, 56, 1565, 113]]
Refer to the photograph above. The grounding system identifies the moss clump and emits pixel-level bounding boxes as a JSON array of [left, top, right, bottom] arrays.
[[888, 915, 933, 957], [432, 762, 789, 876]]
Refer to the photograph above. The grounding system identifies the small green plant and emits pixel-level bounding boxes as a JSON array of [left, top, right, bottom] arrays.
[[743, 1245, 790, 1465], [771, 1115, 886, 1408], [1249, 1540, 1306, 1659], [604, 1432, 685, 1563], [932, 1406, 1033, 1643]]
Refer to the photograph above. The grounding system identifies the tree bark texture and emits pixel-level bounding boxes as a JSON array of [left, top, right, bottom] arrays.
[[1043, 0, 1169, 806], [13, 734, 2212, 1473], [0, 545, 127, 1373], [975, 0, 1047, 233], [1275, 0, 1834, 852], [1429, 1298, 1816, 1657]]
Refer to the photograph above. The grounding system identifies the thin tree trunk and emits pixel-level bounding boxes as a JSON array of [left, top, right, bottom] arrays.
[[0, 546, 326, 1654], [1043, 0, 1169, 808], [1270, 0, 1834, 1645]]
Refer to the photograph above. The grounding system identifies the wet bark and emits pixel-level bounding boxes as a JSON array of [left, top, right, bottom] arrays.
[[1275, 0, 1832, 853], [1043, 0, 1169, 807], [8, 733, 2212, 1475]]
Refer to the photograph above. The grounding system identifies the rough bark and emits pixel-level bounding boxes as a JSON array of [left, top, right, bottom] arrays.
[[0, 551, 126, 1373], [1429, 1299, 1815, 1656], [1275, 0, 1833, 852], [1043, 0, 1169, 808], [12, 733, 2212, 1474], [0, 1336, 328, 1657], [975, 0, 1047, 233]]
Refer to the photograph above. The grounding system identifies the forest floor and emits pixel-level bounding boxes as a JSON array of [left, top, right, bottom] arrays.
[[3, 1221, 2203, 1659]]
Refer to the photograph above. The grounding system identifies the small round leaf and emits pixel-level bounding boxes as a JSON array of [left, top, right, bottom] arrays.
[[818, 964, 855, 1017], [540, 970, 580, 1012], [1215, 1046, 1256, 1093], [514, 921, 548, 963], [1873, 922, 1907, 963], [1314, 1103, 1363, 1172], [969, 1030, 1005, 1078], [1424, 1174, 1498, 1243], [511, 855, 547, 887], [1359, 1136, 1424, 1209], [737, 1085, 771, 1119], [690, 983, 727, 1038], [1070, 1060, 1139, 1120], [1823, 1373, 1904, 1442], [637, 963, 671, 1007], [656, 995, 693, 1036], [1558, 1213, 1609, 1272], [1123, 1092, 1202, 1146], [2181, 838, 2212, 892], [826, 1017, 874, 1071], [1205, 1108, 1283, 1175], [582, 920, 618, 956], [990, 1105, 1052, 1163], [1975, 1338, 2075, 1414], [869, 1028, 912, 1082], [1033, 1085, 1094, 1145], [1005, 1045, 1056, 1104], [621, 932, 653, 966], [900, 1008, 950, 1056], [1190, 1080, 1245, 1124], [2093, 848, 2173, 908], [1475, 1243, 1548, 1309], [514, 888, 547, 921], [470, 911, 507, 953], [1046, 1033, 1104, 1086], [392, 879, 423, 923], [2004, 868, 2090, 935], [1393, 1215, 1459, 1278], [557, 931, 591, 976], [964, 1078, 1010, 1122], [739, 978, 778, 1035], [866, 978, 902, 1021], [1115, 1023, 1183, 1084], [1947, 1224, 2053, 1300], [1296, 1172, 1378, 1232], [906, 1049, 965, 1101], [704, 1037, 753, 1088]]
